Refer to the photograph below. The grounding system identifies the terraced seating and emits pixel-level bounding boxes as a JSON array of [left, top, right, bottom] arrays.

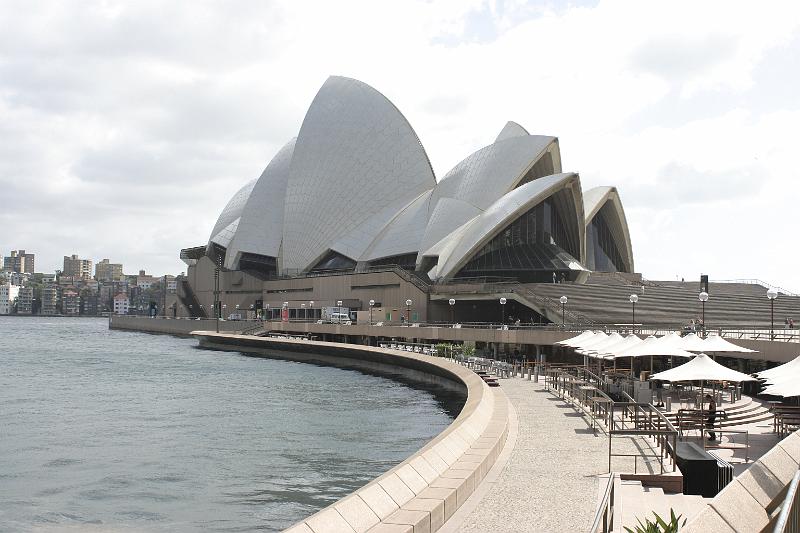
[[522, 279, 800, 327]]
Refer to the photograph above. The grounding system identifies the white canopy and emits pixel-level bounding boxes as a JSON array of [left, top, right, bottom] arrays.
[[578, 332, 625, 355], [597, 335, 643, 359], [556, 330, 597, 347], [650, 353, 759, 383], [680, 333, 707, 352], [701, 334, 757, 353], [757, 354, 800, 380], [571, 332, 611, 350], [656, 331, 685, 349], [613, 335, 696, 359], [763, 380, 800, 398]]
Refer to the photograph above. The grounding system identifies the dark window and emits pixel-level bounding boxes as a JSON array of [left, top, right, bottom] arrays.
[[588, 207, 626, 272], [456, 197, 582, 282], [310, 251, 356, 272]]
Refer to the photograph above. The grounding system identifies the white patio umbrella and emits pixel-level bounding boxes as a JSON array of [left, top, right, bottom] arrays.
[[598, 334, 644, 372], [681, 333, 708, 352], [613, 335, 695, 373], [556, 330, 598, 347], [578, 332, 625, 356], [756, 354, 800, 381], [651, 354, 759, 443], [650, 353, 758, 383], [763, 380, 800, 398], [701, 334, 757, 354], [570, 332, 611, 351], [656, 331, 685, 349]]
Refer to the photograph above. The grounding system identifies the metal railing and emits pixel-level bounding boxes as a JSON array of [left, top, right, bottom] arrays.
[[773, 468, 800, 533], [608, 401, 678, 474], [589, 473, 616, 533]]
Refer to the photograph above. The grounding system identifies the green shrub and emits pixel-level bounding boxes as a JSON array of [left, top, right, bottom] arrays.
[[624, 509, 686, 533]]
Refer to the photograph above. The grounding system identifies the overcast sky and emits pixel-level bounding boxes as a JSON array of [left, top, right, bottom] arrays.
[[2, 0, 799, 291]]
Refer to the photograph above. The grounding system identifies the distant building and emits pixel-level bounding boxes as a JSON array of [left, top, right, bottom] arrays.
[[63, 255, 93, 280], [113, 293, 130, 315], [16, 287, 33, 315], [135, 270, 157, 290], [95, 259, 123, 282], [41, 273, 56, 284], [41, 284, 59, 315], [80, 289, 100, 316], [62, 288, 80, 316], [0, 283, 20, 315], [8, 271, 30, 286], [3, 250, 35, 274], [166, 275, 177, 293]]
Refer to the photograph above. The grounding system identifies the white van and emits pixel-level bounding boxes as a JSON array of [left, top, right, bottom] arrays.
[[330, 313, 351, 324]]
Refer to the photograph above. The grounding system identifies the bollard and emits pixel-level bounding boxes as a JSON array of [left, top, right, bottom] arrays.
[[533, 364, 539, 382], [527, 366, 532, 380], [666, 396, 671, 412]]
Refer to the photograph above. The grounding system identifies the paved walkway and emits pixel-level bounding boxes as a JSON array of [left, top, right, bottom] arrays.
[[456, 378, 610, 533]]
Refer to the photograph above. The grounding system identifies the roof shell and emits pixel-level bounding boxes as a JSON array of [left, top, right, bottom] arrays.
[[224, 138, 296, 269], [431, 172, 585, 280], [208, 179, 256, 247], [280, 76, 436, 272], [583, 185, 635, 273], [495, 121, 530, 143]]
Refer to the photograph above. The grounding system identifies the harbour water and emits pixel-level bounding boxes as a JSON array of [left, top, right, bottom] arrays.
[[0, 317, 460, 532]]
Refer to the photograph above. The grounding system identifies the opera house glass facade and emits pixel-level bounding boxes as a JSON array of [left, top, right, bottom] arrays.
[[197, 76, 634, 285]]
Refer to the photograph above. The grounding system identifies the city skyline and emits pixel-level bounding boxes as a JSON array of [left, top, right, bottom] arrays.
[[1, 1, 799, 291]]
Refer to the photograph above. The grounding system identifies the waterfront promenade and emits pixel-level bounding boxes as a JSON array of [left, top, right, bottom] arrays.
[[449, 378, 609, 532]]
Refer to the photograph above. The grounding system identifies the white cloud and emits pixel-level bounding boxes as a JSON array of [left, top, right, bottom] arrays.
[[1, 0, 799, 290]]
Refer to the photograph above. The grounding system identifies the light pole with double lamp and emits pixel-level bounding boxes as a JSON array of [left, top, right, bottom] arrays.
[[698, 291, 709, 338], [369, 299, 375, 325], [559, 295, 567, 327], [449, 298, 455, 324], [499, 297, 507, 325], [629, 294, 638, 334], [767, 289, 778, 340], [405, 299, 412, 323]]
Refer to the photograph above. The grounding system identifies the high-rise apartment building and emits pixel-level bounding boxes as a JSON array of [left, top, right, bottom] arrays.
[[16, 287, 33, 314], [62, 288, 80, 316], [95, 259, 123, 282], [0, 283, 20, 315], [3, 250, 35, 274], [41, 284, 59, 315], [63, 255, 93, 280]]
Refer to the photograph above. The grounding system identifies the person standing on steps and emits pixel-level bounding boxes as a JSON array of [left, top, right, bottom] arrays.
[[705, 394, 717, 441]]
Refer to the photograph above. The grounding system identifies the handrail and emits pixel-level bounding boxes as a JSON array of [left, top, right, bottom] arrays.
[[608, 401, 678, 474], [713, 278, 799, 296], [589, 473, 616, 533], [773, 468, 800, 533]]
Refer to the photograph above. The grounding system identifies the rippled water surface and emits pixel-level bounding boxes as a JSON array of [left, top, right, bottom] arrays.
[[0, 317, 460, 532]]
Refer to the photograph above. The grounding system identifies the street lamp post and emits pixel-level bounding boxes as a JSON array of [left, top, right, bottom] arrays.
[[559, 295, 568, 327], [448, 298, 455, 324], [499, 297, 507, 325], [301, 303, 306, 321], [629, 294, 639, 334], [214, 255, 221, 333], [698, 291, 709, 338], [767, 289, 778, 340], [369, 299, 375, 325], [405, 299, 412, 323]]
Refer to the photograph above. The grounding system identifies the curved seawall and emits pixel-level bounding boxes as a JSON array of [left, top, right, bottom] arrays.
[[192, 332, 510, 533]]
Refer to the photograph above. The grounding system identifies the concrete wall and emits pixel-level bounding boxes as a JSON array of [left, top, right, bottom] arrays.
[[108, 315, 244, 335]]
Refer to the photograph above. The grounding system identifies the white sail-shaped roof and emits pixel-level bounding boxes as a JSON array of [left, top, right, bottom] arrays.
[[583, 186, 634, 273], [208, 179, 256, 248], [495, 121, 530, 143], [224, 138, 295, 269], [431, 173, 585, 280], [360, 190, 433, 262], [281, 76, 436, 272]]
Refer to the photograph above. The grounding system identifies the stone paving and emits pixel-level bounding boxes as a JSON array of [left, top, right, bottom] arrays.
[[457, 377, 610, 533]]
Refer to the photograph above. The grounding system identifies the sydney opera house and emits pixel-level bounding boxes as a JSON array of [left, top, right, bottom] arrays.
[[178, 76, 635, 324]]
